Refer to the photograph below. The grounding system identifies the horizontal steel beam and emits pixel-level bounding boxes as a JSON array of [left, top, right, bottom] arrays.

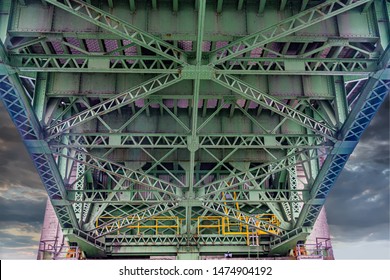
[[92, 203, 178, 238], [46, 73, 182, 138], [9, 54, 178, 74], [67, 189, 309, 194], [43, 0, 187, 64], [66, 199, 306, 204], [66, 189, 307, 204], [8, 54, 378, 75], [7, 31, 379, 44], [215, 58, 378, 76], [105, 234, 256, 248], [198, 148, 323, 197], [213, 73, 337, 141], [298, 78, 390, 228], [209, 0, 371, 64], [56, 148, 182, 198], [49, 133, 329, 149]]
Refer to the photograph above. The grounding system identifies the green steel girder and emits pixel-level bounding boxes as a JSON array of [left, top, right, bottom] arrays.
[[49, 133, 330, 150], [53, 151, 179, 206], [7, 37, 48, 52], [184, 0, 206, 239], [8, 53, 379, 76], [103, 235, 273, 256], [88, 199, 178, 233], [209, 0, 372, 65], [156, 100, 191, 134], [197, 134, 328, 150], [83, 148, 286, 164], [140, 147, 186, 187], [244, 171, 289, 227], [269, 227, 311, 255], [64, 228, 107, 252], [297, 79, 390, 228], [280, 0, 288, 11], [6, 32, 380, 46], [215, 57, 378, 76], [270, 48, 390, 254], [196, 147, 239, 184], [212, 73, 337, 140], [43, 0, 187, 64], [258, 0, 266, 14], [202, 202, 287, 236], [1, 0, 387, 256], [56, 148, 182, 199], [92, 203, 179, 238], [67, 188, 308, 204], [105, 235, 254, 248], [68, 187, 308, 193], [300, 0, 309, 12], [198, 148, 323, 197], [9, 54, 178, 74], [46, 73, 182, 138]]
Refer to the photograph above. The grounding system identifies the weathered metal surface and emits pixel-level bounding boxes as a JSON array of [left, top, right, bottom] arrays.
[[0, 0, 388, 258]]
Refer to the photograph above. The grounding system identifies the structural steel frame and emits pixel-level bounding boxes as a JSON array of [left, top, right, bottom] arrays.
[[0, 0, 389, 258]]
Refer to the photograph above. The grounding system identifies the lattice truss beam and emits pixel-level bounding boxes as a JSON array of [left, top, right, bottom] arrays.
[[1, 0, 388, 255]]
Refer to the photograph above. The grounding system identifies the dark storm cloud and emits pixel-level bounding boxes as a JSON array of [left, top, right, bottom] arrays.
[[0, 103, 44, 190], [326, 168, 389, 227], [0, 197, 46, 224], [326, 96, 390, 242], [360, 95, 390, 143]]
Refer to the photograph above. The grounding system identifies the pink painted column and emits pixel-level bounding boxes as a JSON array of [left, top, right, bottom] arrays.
[[37, 200, 65, 260], [306, 208, 334, 259]]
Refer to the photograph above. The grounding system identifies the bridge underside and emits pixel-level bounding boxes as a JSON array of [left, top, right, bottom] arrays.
[[0, 0, 389, 259]]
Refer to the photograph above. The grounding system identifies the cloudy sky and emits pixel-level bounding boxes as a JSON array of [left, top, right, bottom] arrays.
[[0, 101, 47, 259], [325, 95, 390, 259], [0, 95, 389, 260]]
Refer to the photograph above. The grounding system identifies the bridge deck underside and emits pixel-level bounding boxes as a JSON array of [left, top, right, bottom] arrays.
[[0, 0, 389, 258]]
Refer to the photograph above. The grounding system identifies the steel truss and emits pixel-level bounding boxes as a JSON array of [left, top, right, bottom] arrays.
[[47, 73, 182, 138], [209, 0, 372, 64], [0, 0, 388, 257], [56, 148, 181, 199], [50, 133, 328, 149], [213, 73, 336, 140], [198, 149, 325, 197], [44, 0, 186, 64], [65, 190, 306, 204], [270, 48, 390, 253], [10, 54, 178, 74], [92, 203, 179, 238], [9, 54, 377, 76]]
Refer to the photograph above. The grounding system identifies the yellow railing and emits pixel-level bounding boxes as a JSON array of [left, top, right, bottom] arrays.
[[97, 189, 281, 245], [197, 214, 280, 235], [96, 213, 281, 240]]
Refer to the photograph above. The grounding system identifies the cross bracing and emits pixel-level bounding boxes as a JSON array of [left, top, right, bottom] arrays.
[[0, 0, 389, 258]]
